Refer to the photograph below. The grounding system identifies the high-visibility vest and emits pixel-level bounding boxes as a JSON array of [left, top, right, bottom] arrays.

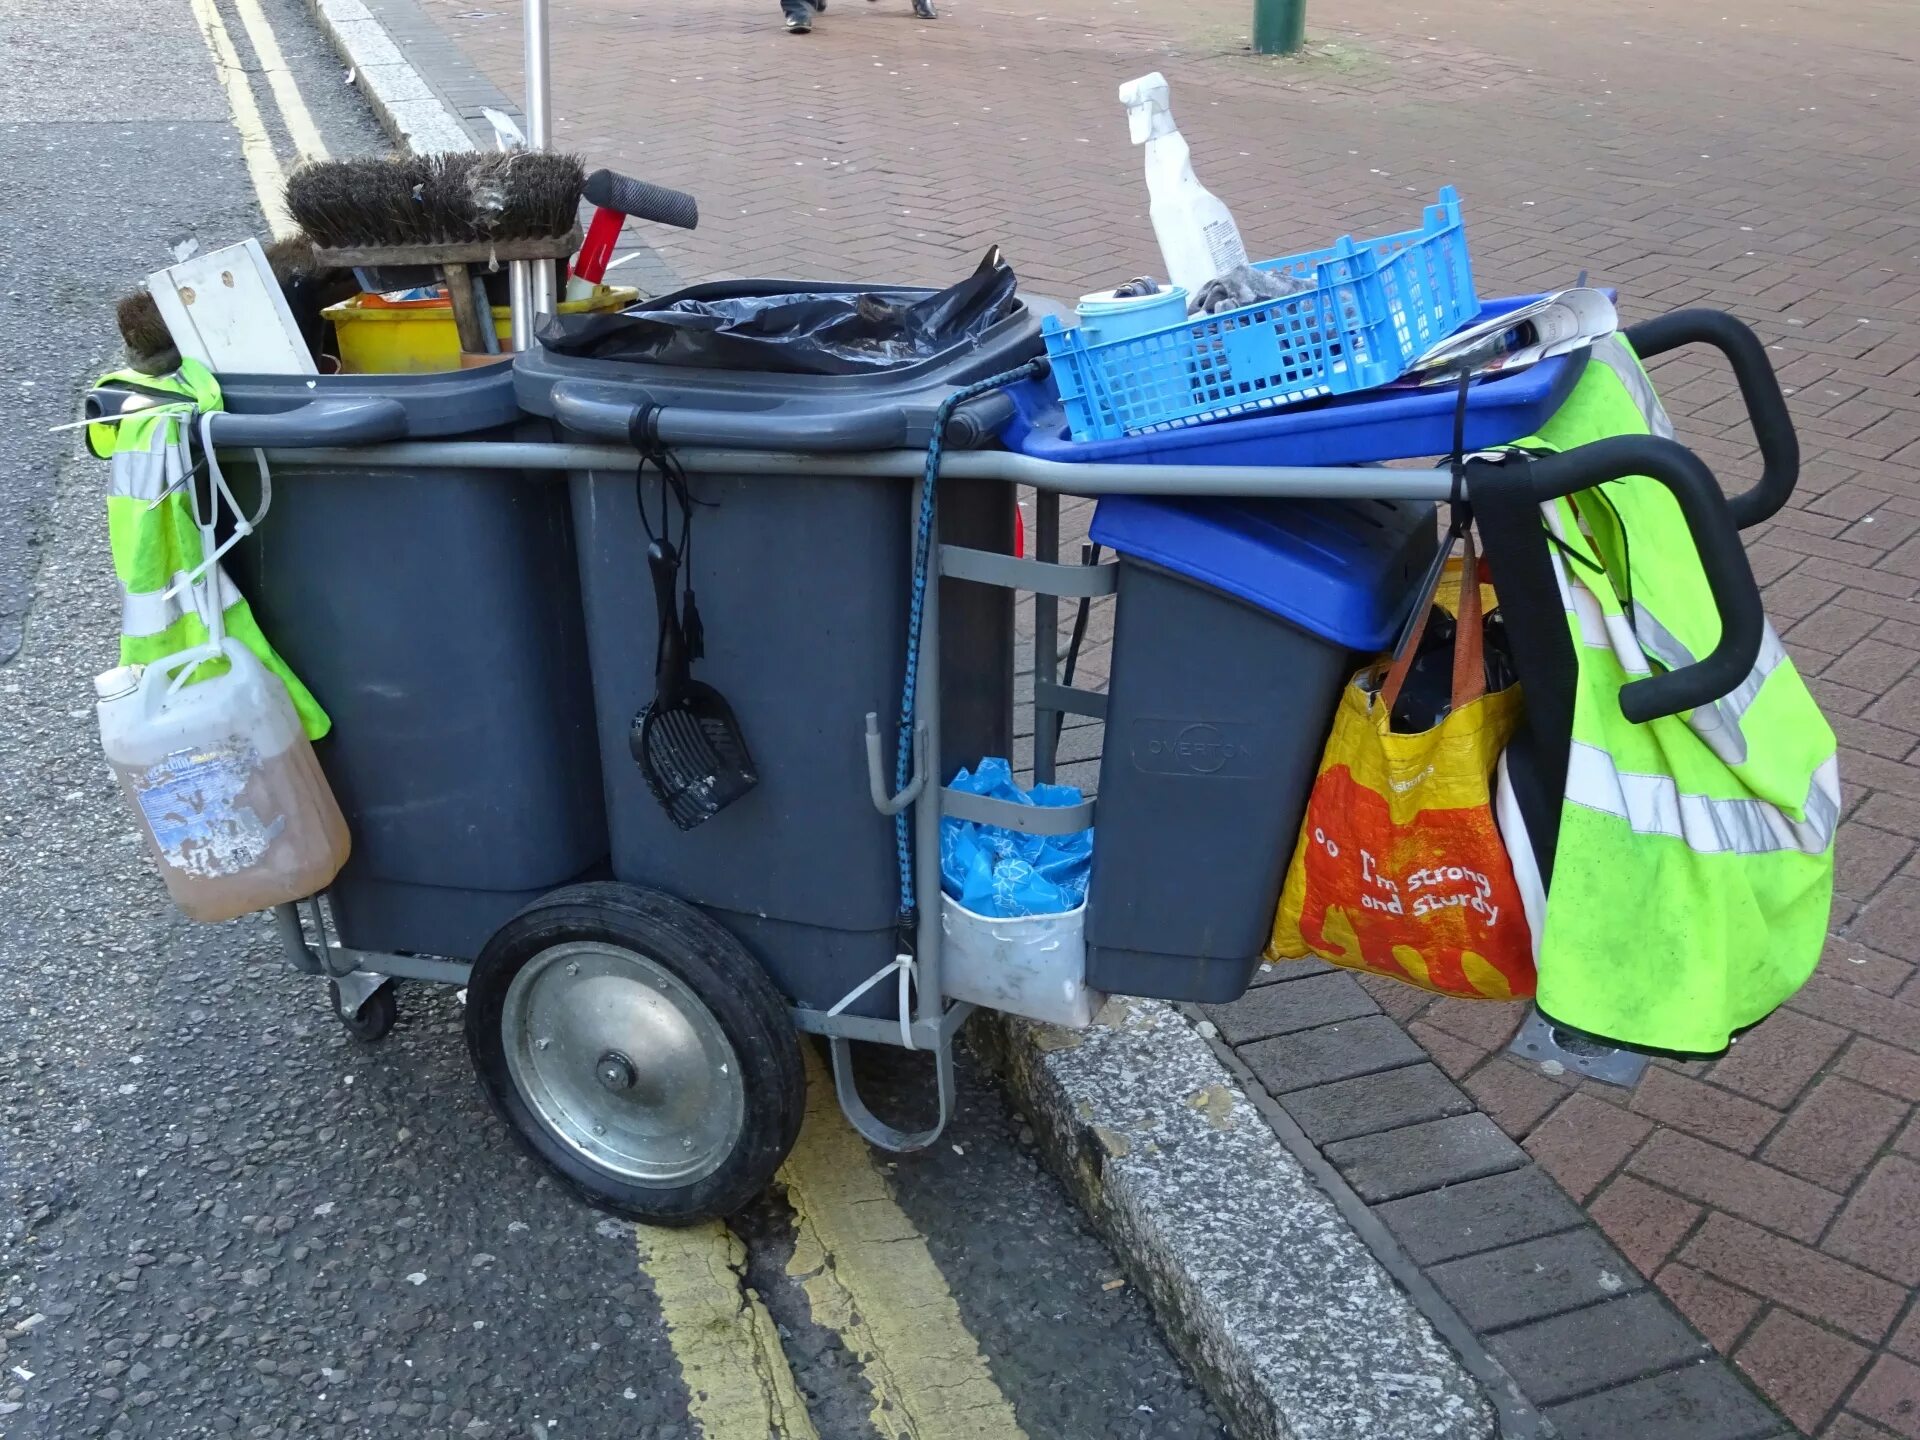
[[1502, 335, 1836, 1053], [86, 360, 330, 739]]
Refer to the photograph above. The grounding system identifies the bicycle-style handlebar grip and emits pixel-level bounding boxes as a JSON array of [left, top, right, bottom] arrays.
[[1470, 436, 1766, 724], [582, 170, 700, 231], [1624, 309, 1798, 530]]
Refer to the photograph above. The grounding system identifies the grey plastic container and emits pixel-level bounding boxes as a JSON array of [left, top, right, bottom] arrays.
[[514, 281, 1046, 1014], [219, 366, 607, 961], [1084, 496, 1440, 1004]]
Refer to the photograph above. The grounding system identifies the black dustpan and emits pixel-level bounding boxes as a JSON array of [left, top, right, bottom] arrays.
[[629, 537, 757, 831]]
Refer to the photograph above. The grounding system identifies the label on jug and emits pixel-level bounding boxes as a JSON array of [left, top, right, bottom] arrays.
[[1128, 719, 1262, 778], [134, 741, 285, 878]]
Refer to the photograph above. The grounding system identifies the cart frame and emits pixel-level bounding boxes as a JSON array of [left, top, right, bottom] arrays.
[[247, 300, 1788, 1151]]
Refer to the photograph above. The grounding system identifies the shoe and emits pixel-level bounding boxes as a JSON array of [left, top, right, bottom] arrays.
[[783, 7, 812, 29], [912, 0, 937, 17]]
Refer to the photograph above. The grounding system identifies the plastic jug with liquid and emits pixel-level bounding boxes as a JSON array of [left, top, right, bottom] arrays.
[[97, 640, 350, 922]]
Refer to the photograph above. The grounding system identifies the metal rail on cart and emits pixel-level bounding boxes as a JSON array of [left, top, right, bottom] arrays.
[[235, 403, 1771, 1148]]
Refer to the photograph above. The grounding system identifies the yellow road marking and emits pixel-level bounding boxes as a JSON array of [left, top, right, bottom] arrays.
[[781, 1048, 1029, 1440], [228, 0, 332, 165], [634, 1221, 820, 1440], [186, 0, 296, 237]]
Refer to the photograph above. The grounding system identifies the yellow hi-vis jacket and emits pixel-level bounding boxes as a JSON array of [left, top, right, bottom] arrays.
[[1503, 335, 1836, 1053], [86, 360, 329, 739]]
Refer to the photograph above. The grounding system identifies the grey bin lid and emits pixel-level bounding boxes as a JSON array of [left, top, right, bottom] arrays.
[[514, 282, 1062, 454]]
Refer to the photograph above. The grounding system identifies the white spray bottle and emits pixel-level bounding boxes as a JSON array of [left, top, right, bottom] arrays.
[[1118, 72, 1249, 298]]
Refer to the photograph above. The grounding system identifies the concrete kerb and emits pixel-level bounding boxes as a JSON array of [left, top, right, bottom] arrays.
[[973, 998, 1503, 1440], [304, 0, 476, 153]]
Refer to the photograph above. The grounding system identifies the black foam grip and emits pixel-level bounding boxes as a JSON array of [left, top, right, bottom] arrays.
[[583, 169, 699, 231], [1518, 438, 1765, 723], [1478, 437, 1766, 724], [1624, 309, 1799, 530]]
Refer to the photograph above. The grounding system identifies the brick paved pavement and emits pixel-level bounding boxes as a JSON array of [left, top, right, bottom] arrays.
[[422, 0, 1920, 1430]]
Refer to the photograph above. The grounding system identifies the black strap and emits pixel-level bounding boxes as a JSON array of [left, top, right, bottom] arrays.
[[1390, 373, 1478, 666], [1472, 454, 1576, 887]]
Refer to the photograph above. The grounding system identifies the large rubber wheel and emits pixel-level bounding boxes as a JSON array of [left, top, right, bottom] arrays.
[[465, 882, 804, 1224]]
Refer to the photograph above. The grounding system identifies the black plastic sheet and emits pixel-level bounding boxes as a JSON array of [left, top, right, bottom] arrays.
[[538, 248, 1019, 376], [1387, 606, 1520, 733]]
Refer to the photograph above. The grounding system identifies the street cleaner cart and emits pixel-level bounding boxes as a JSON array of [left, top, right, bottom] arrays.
[[85, 190, 1822, 1225]]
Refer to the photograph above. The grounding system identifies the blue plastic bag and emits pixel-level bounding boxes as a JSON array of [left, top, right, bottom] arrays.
[[939, 758, 1093, 918]]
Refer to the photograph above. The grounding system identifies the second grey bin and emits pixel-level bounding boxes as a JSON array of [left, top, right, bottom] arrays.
[[515, 281, 1046, 1015], [1084, 494, 1439, 1004]]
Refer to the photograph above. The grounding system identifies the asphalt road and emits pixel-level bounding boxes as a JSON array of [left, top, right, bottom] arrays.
[[0, 3, 1228, 1436]]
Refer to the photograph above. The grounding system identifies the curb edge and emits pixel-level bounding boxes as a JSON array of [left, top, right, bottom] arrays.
[[973, 1001, 1501, 1440], [301, 0, 476, 153]]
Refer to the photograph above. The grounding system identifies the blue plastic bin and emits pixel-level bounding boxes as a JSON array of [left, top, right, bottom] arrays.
[[1082, 492, 1439, 1003], [1008, 294, 1588, 469], [1043, 188, 1477, 441]]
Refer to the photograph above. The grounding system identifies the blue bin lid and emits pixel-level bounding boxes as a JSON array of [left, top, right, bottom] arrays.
[[1089, 493, 1437, 652]]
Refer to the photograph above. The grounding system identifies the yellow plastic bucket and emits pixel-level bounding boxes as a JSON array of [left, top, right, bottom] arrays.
[[323, 286, 640, 374]]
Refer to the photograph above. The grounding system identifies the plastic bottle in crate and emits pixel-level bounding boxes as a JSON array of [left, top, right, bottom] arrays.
[[1118, 72, 1249, 295]]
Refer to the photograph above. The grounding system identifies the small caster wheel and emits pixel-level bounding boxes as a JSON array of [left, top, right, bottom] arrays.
[[330, 979, 398, 1042]]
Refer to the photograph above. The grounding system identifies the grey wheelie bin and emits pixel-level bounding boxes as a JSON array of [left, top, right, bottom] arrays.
[[1081, 492, 1440, 1002], [513, 280, 1046, 1020], [214, 366, 607, 965]]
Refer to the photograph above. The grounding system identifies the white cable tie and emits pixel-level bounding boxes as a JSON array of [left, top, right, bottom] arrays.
[[825, 952, 919, 1052]]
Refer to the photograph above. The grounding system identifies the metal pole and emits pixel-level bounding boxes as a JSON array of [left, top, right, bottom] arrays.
[[1032, 490, 1060, 784], [254, 442, 1458, 500], [517, 0, 558, 335], [1252, 0, 1305, 54], [911, 478, 945, 1028]]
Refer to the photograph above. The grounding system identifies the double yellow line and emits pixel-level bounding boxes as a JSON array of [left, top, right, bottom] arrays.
[[636, 1050, 1030, 1439], [186, 0, 331, 236]]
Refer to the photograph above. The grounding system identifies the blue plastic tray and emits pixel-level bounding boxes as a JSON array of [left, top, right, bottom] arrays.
[[1005, 294, 1593, 470]]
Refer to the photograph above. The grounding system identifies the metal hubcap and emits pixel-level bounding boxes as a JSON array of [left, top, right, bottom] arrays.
[[502, 941, 744, 1187]]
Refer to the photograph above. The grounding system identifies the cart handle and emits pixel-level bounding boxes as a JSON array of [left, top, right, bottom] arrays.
[[202, 399, 409, 448], [1623, 309, 1798, 529], [548, 379, 1011, 453], [1469, 434, 1765, 724], [86, 391, 411, 449]]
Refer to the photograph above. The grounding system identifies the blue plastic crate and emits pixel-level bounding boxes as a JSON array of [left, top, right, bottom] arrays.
[[1042, 187, 1477, 441], [1006, 294, 1592, 470]]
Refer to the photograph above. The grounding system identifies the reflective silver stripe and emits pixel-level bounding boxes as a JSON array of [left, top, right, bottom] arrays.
[[1565, 741, 1839, 856], [1631, 606, 1789, 765], [1592, 333, 1674, 439], [108, 443, 172, 502], [1543, 502, 1652, 671], [121, 568, 241, 639], [1572, 583, 1650, 670]]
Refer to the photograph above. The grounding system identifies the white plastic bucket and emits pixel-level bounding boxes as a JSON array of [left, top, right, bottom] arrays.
[[939, 894, 1100, 1028], [1075, 285, 1189, 346]]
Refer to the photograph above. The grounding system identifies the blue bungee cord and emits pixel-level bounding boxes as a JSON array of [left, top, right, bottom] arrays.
[[892, 359, 1048, 938]]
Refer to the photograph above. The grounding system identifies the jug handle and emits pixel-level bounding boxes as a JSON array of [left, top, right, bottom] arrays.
[[143, 637, 247, 705]]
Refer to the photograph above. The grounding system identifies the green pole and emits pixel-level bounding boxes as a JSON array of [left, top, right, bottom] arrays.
[[1252, 0, 1304, 54]]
